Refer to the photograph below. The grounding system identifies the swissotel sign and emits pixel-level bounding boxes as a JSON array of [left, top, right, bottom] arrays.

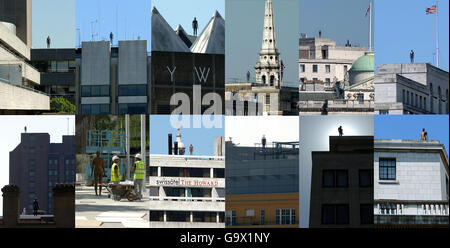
[[151, 177, 224, 188]]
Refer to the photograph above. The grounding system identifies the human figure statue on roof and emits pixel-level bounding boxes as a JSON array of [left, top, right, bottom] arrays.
[[338, 126, 343, 136], [193, 17, 198, 36], [410, 50, 414, 63], [47, 36, 51, 48], [110, 32, 114, 45], [246, 71, 250, 82], [420, 128, 428, 141]]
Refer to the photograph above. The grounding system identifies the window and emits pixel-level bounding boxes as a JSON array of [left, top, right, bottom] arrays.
[[323, 170, 348, 188], [118, 85, 147, 96], [150, 211, 164, 221], [81, 104, 110, 114], [360, 204, 373, 224], [276, 209, 296, 225], [322, 204, 349, 225], [402, 90, 406, 103], [118, 103, 147, 114], [300, 64, 305, 73], [245, 209, 255, 217], [379, 158, 396, 180], [260, 209, 265, 225], [359, 169, 373, 187], [325, 78, 331, 84], [379, 110, 389, 115], [325, 65, 331, 73], [312, 65, 318, 73], [81, 85, 110, 97], [226, 210, 236, 226], [166, 211, 190, 222]]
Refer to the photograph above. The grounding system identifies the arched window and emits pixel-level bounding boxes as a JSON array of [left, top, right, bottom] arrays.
[[262, 75, 266, 84], [270, 75, 274, 86]]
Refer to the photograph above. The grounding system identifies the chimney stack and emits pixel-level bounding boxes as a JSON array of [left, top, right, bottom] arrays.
[[1, 184, 21, 227], [174, 141, 178, 155]]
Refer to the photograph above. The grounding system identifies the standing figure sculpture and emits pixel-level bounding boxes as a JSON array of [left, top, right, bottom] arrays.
[[338, 126, 343, 136], [420, 128, 428, 141], [47, 36, 51, 49], [410, 50, 415, 63], [91, 151, 105, 196], [192, 17, 198, 36]]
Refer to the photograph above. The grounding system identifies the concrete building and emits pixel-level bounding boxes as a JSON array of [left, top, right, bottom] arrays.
[[374, 63, 449, 115], [0, 0, 50, 114], [151, 7, 225, 114], [298, 36, 374, 115], [30, 48, 76, 105], [374, 139, 449, 227], [225, 0, 298, 116], [9, 133, 75, 215], [76, 40, 150, 114], [148, 130, 225, 228], [309, 136, 374, 228], [226, 140, 299, 227]]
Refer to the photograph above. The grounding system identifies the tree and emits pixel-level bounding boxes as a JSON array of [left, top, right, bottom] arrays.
[[50, 97, 76, 114]]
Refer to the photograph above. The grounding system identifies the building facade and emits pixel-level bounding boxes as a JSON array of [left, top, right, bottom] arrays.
[[299, 37, 367, 88], [31, 48, 76, 105], [76, 40, 150, 114], [9, 133, 75, 215], [309, 136, 374, 228], [0, 0, 50, 114], [374, 139, 449, 227], [148, 131, 225, 228], [374, 63, 449, 115], [226, 140, 299, 227], [151, 7, 225, 115], [298, 36, 374, 115]]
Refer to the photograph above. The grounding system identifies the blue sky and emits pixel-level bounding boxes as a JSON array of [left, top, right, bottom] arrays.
[[152, 0, 224, 37], [375, 115, 449, 154], [32, 0, 75, 48], [76, 0, 151, 50], [375, 0, 449, 71], [150, 115, 224, 156], [299, 0, 371, 48]]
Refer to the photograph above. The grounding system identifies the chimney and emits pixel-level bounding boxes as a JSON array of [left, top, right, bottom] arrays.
[[53, 184, 75, 228], [1, 185, 21, 227], [168, 134, 173, 155], [174, 141, 178, 155]]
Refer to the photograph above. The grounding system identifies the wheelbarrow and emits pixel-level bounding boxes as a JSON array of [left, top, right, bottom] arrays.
[[107, 181, 137, 201]]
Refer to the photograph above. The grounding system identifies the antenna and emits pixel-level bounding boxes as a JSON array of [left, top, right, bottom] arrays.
[[90, 19, 98, 41]]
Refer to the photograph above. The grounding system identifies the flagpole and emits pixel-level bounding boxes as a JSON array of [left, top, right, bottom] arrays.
[[436, 0, 439, 68]]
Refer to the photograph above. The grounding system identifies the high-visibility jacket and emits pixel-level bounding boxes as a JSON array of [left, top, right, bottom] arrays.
[[134, 160, 145, 180], [111, 163, 122, 182]]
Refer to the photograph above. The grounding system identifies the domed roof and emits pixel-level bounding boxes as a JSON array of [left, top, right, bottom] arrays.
[[349, 52, 374, 72]]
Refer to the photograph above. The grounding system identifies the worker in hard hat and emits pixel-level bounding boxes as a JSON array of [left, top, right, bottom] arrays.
[[132, 153, 145, 200], [111, 155, 122, 185]]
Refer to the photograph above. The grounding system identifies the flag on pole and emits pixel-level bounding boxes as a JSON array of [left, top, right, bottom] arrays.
[[365, 4, 370, 17], [426, 5, 437, 14]]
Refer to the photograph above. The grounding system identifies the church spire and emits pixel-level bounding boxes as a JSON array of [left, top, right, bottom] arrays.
[[255, 0, 281, 87]]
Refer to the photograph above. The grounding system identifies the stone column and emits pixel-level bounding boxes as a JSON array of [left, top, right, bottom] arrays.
[[53, 184, 75, 228], [1, 184, 21, 227]]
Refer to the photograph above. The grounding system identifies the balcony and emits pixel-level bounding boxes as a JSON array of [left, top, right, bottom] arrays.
[[148, 196, 225, 212], [374, 200, 449, 226]]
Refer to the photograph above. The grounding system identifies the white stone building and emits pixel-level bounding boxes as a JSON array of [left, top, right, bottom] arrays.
[[374, 139, 449, 227], [299, 37, 367, 88], [374, 63, 449, 115], [148, 132, 225, 228], [0, 0, 49, 114]]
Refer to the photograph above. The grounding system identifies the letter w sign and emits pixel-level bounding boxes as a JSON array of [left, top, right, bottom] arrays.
[[194, 67, 210, 83]]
